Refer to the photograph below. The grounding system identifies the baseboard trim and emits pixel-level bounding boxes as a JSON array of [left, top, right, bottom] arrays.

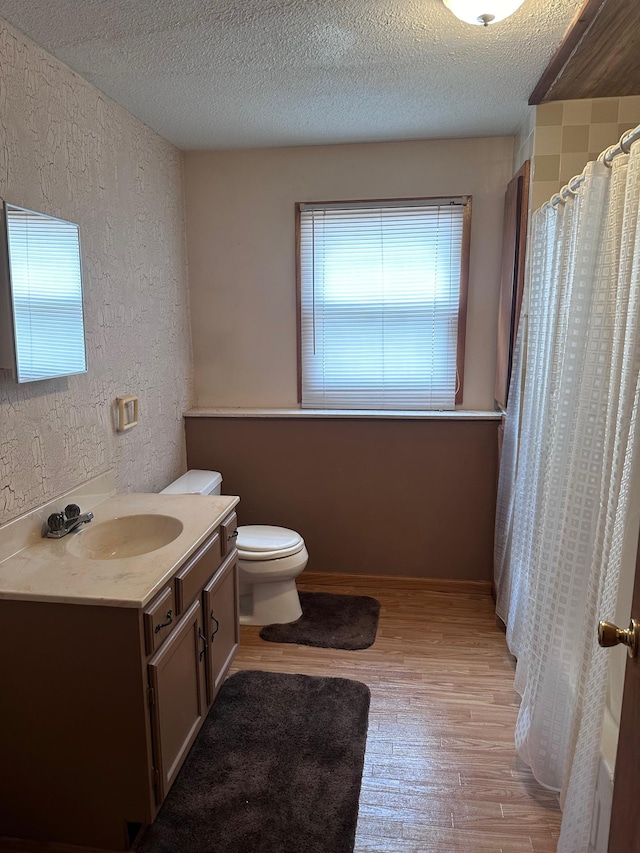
[[300, 571, 492, 596]]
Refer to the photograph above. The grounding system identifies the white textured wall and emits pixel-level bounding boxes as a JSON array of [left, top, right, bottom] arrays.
[[0, 19, 192, 523], [185, 137, 513, 410]]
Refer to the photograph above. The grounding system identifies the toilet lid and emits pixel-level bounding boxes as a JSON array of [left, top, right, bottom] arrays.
[[236, 525, 304, 560]]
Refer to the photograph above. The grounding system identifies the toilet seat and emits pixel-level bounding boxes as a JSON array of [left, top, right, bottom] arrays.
[[238, 546, 309, 579], [237, 525, 305, 561]]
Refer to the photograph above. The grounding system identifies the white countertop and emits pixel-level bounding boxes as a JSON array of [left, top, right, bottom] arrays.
[[0, 492, 239, 609]]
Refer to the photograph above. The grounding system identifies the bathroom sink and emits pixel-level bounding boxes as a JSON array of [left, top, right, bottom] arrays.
[[66, 514, 184, 561]]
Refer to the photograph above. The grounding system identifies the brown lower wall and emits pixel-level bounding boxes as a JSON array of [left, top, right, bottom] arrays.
[[185, 417, 499, 581]]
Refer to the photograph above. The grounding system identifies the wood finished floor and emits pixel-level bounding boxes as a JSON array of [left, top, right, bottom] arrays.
[[0, 573, 562, 853], [230, 572, 562, 853]]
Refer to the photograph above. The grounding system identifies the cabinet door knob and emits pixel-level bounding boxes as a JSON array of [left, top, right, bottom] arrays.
[[198, 627, 208, 661], [154, 610, 173, 634], [228, 529, 238, 541], [210, 611, 220, 641]]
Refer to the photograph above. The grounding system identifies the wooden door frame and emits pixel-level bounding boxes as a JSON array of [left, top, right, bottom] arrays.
[[607, 518, 640, 849], [494, 160, 530, 410]]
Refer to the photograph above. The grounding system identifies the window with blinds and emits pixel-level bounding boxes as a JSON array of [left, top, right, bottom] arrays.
[[297, 198, 470, 410], [3, 204, 87, 383]]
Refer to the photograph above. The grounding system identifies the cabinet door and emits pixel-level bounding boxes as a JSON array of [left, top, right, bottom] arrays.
[[203, 550, 239, 705], [148, 598, 207, 804]]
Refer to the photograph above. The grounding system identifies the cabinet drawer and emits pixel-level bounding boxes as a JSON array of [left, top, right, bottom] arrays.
[[144, 586, 176, 655], [175, 532, 222, 614], [220, 511, 238, 556]]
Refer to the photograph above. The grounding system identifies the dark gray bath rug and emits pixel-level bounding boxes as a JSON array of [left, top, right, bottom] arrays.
[[259, 591, 381, 650], [136, 669, 371, 853]]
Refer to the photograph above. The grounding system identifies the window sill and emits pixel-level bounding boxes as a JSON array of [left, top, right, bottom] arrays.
[[184, 407, 501, 421]]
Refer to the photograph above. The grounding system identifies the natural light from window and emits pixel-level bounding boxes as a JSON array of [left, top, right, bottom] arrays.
[[298, 200, 468, 410]]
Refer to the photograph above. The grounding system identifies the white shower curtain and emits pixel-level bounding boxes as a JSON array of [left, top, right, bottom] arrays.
[[495, 139, 640, 852]]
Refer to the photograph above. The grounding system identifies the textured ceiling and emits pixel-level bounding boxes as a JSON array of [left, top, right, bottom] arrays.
[[0, 0, 581, 149]]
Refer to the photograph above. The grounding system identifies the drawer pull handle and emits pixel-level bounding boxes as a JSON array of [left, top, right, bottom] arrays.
[[154, 610, 173, 633], [198, 627, 208, 661], [210, 611, 220, 641], [228, 529, 238, 540]]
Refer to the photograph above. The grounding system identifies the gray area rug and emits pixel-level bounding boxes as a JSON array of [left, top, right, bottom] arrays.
[[259, 591, 381, 650], [136, 670, 371, 853]]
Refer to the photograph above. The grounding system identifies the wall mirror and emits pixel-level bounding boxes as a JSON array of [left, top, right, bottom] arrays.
[[0, 201, 87, 383]]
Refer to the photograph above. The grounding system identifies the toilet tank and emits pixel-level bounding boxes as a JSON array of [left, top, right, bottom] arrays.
[[160, 469, 222, 495]]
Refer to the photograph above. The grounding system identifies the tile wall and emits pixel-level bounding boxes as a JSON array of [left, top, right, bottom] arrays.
[[530, 95, 640, 210]]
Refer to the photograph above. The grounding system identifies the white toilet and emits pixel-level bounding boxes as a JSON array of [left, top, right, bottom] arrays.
[[160, 469, 308, 626]]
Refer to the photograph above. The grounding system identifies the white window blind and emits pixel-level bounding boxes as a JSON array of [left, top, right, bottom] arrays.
[[299, 199, 467, 410], [5, 204, 87, 383]]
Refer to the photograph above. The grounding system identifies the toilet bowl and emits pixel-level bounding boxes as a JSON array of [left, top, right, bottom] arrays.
[[236, 525, 308, 626], [160, 470, 307, 626]]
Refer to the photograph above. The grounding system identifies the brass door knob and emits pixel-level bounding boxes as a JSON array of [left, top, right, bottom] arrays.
[[598, 619, 639, 658]]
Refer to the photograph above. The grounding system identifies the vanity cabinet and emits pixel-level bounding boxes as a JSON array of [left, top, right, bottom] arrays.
[[0, 508, 239, 851]]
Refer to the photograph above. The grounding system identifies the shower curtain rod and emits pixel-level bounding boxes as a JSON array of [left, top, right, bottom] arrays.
[[543, 122, 640, 210]]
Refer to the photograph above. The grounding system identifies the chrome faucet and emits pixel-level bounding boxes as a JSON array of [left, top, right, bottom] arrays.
[[44, 504, 94, 539]]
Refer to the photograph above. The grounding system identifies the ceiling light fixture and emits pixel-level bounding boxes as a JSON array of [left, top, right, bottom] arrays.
[[442, 0, 526, 26]]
